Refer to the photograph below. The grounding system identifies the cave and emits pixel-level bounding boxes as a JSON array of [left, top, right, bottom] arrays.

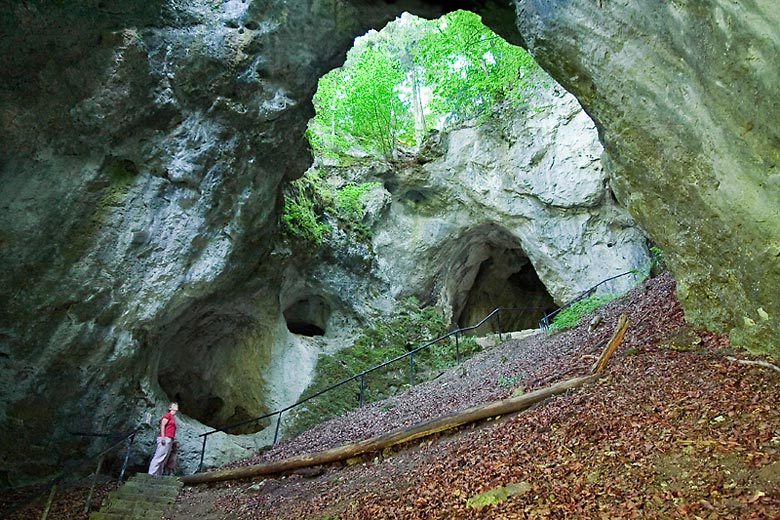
[[154, 308, 271, 434], [456, 253, 556, 334], [284, 295, 330, 337], [444, 225, 557, 335]]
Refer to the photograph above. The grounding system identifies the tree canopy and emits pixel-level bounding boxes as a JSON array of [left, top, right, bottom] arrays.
[[307, 10, 542, 161]]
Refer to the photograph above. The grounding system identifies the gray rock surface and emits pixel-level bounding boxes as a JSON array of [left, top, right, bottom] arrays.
[[0, 0, 448, 486], [513, 0, 780, 356], [0, 0, 777, 489], [361, 82, 649, 328]]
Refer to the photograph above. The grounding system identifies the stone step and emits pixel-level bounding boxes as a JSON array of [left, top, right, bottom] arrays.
[[100, 499, 166, 516], [127, 474, 182, 487], [89, 472, 182, 520], [119, 481, 181, 498], [129, 473, 182, 486], [89, 510, 166, 520], [107, 490, 177, 505]]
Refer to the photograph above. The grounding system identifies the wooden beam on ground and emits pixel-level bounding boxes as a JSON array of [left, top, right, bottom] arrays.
[[181, 374, 599, 485], [592, 314, 630, 373]]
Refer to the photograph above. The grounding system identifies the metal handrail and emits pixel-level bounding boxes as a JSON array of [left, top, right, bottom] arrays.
[[0, 425, 142, 520], [195, 304, 550, 471], [538, 271, 636, 330], [195, 270, 639, 471]]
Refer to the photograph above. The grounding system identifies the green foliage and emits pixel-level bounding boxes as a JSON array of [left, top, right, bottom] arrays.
[[281, 168, 382, 246], [280, 169, 331, 245], [650, 245, 667, 271], [335, 183, 376, 219], [415, 11, 539, 127], [334, 182, 381, 240], [498, 375, 519, 387], [550, 293, 620, 331], [308, 10, 542, 162], [284, 298, 482, 437], [310, 44, 408, 160]]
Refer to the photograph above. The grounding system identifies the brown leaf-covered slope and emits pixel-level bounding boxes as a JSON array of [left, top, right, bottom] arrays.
[[168, 271, 780, 519], [5, 272, 778, 519]]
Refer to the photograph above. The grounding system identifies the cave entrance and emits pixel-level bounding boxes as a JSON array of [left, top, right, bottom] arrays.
[[457, 256, 556, 333], [284, 295, 330, 337], [154, 309, 271, 435], [447, 226, 557, 335]]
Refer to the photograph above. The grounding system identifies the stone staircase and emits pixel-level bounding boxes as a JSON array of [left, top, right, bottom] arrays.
[[89, 473, 182, 520]]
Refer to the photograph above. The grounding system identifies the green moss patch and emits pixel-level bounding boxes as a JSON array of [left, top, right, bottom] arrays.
[[466, 481, 531, 508], [284, 298, 482, 437]]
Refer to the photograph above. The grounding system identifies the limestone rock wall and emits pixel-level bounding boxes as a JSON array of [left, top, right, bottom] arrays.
[[512, 0, 780, 356], [0, 0, 448, 486], [368, 83, 649, 324], [1, 0, 778, 489]]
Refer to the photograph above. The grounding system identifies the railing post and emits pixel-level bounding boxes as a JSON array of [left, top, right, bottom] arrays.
[[84, 455, 104, 515], [39, 484, 57, 520], [118, 431, 135, 483], [198, 435, 208, 473], [409, 353, 415, 386], [359, 373, 365, 408], [455, 332, 460, 364], [497, 311, 503, 342], [273, 411, 283, 445]]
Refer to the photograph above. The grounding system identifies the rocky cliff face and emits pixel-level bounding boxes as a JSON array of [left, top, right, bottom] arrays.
[[357, 82, 648, 330], [0, 0, 448, 486], [0, 0, 777, 488], [513, 0, 780, 356]]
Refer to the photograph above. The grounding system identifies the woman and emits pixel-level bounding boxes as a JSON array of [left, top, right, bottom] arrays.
[[147, 402, 179, 476]]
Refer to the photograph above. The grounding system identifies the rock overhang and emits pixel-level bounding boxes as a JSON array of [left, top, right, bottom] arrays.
[[1, 0, 778, 488]]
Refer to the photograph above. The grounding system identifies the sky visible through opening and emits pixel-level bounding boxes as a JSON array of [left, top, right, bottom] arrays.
[[307, 10, 542, 162]]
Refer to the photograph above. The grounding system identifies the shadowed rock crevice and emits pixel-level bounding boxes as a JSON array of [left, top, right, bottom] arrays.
[[440, 225, 556, 333], [283, 296, 330, 337]]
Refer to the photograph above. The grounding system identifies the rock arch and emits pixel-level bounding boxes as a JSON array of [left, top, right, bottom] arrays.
[[1, 0, 778, 486]]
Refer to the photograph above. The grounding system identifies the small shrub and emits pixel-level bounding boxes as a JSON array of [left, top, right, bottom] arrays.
[[550, 293, 619, 331], [649, 245, 667, 276], [335, 182, 378, 219], [281, 170, 331, 245], [281, 171, 380, 245]]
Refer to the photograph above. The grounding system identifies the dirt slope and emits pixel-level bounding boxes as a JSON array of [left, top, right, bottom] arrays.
[[167, 272, 780, 519], [5, 272, 778, 519]]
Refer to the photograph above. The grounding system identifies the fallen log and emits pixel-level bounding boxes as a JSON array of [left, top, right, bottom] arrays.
[[592, 314, 630, 373], [181, 373, 599, 485]]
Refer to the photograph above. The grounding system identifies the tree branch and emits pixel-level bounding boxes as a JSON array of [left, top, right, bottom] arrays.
[[726, 356, 780, 375]]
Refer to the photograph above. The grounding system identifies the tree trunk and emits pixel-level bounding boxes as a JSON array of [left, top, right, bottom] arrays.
[[411, 68, 427, 145], [181, 374, 599, 485]]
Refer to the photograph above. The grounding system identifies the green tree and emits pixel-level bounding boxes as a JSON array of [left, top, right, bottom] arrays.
[[308, 10, 541, 161], [416, 10, 538, 127], [310, 44, 408, 160], [344, 45, 409, 159]]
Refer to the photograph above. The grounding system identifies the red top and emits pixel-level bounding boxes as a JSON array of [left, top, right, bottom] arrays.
[[160, 411, 176, 439]]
